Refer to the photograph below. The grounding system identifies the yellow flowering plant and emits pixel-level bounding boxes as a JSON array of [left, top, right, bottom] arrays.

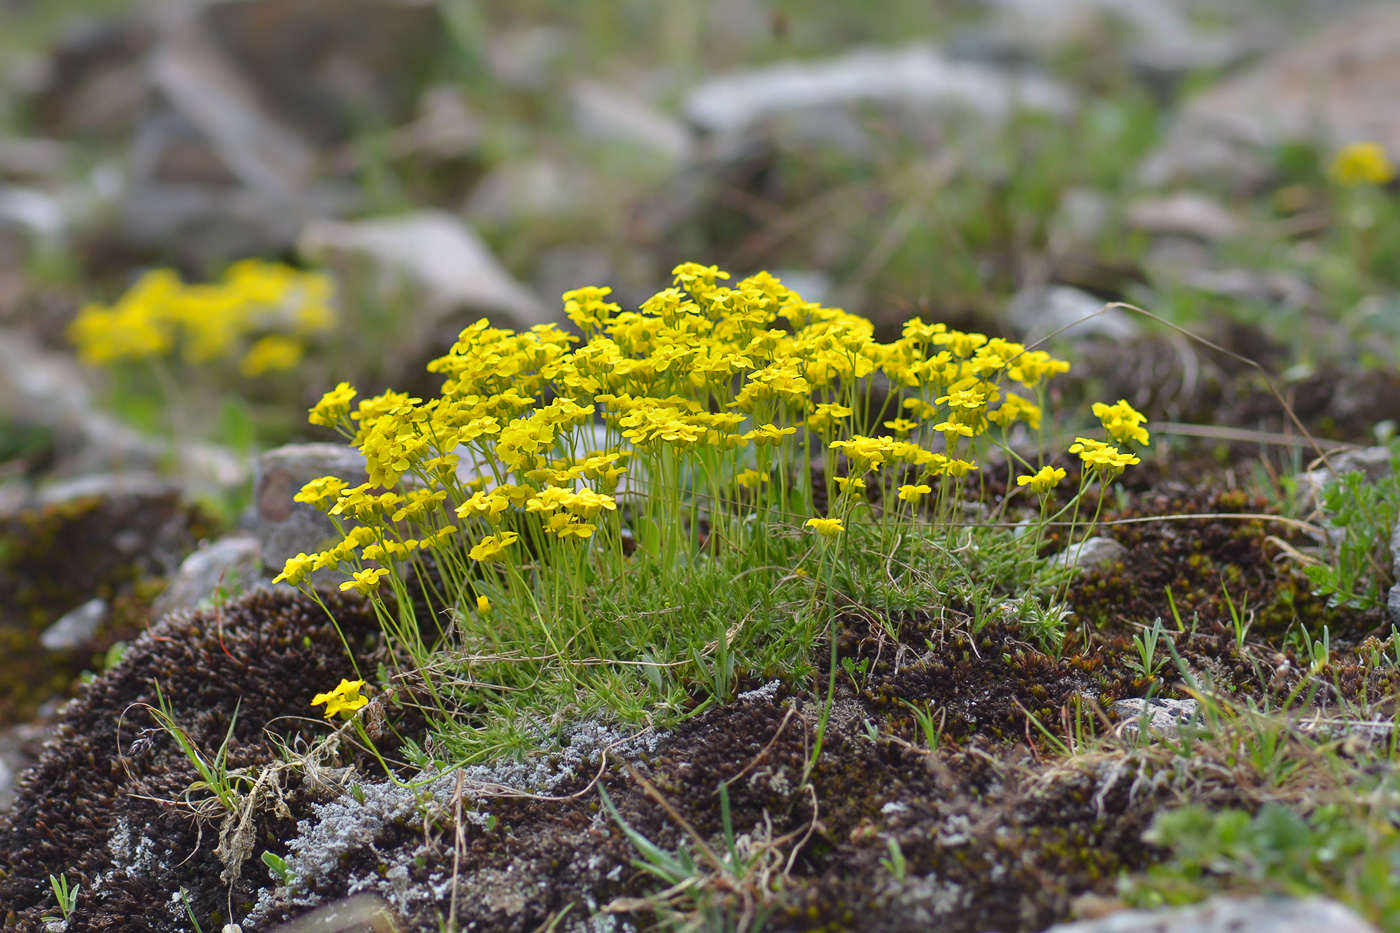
[[282, 263, 1144, 761]]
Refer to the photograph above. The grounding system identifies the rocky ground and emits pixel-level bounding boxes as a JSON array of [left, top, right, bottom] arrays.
[[4, 1, 1400, 931]]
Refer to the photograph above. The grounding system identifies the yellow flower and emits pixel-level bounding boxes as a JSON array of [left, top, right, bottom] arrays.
[[294, 475, 348, 510], [272, 552, 317, 586], [311, 678, 369, 720], [1092, 399, 1150, 446], [1069, 437, 1139, 477], [1329, 142, 1396, 187], [240, 334, 304, 377], [1016, 465, 1066, 495], [805, 517, 844, 537], [834, 476, 866, 492], [340, 567, 389, 595], [897, 484, 931, 503], [736, 469, 771, 489], [469, 531, 519, 562], [476, 595, 492, 615], [310, 382, 357, 427]]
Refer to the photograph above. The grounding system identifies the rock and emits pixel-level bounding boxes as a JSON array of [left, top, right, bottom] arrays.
[[1050, 536, 1128, 575], [1389, 584, 1400, 626], [0, 715, 58, 813], [1294, 446, 1395, 512], [0, 328, 248, 497], [266, 894, 403, 933], [0, 186, 67, 244], [683, 44, 1074, 150], [40, 597, 107, 651], [380, 85, 483, 163], [570, 79, 693, 164], [1044, 894, 1377, 933], [251, 444, 366, 580], [299, 210, 551, 331], [464, 156, 598, 228], [35, 471, 176, 509], [1110, 697, 1199, 739], [29, 16, 154, 139], [1048, 188, 1112, 253], [1005, 285, 1139, 344], [1140, 5, 1400, 190], [151, 534, 261, 620], [978, 0, 1258, 82], [1126, 192, 1243, 242], [199, 0, 443, 148], [483, 25, 569, 91], [0, 138, 71, 182], [148, 7, 314, 200]]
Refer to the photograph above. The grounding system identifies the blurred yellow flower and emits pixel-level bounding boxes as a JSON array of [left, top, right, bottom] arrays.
[[1330, 142, 1396, 187]]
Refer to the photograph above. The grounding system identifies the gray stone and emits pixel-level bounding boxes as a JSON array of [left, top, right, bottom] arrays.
[[1110, 697, 1199, 739], [1048, 188, 1112, 253], [265, 894, 403, 933], [1140, 5, 1400, 190], [152, 534, 261, 620], [0, 138, 71, 182], [299, 210, 550, 332], [483, 26, 568, 91], [570, 79, 693, 164], [1388, 584, 1400, 627], [1049, 536, 1128, 575], [36, 471, 175, 508], [1126, 193, 1243, 242], [1294, 446, 1395, 512], [1045, 894, 1377, 933], [463, 156, 597, 228], [251, 444, 367, 580], [40, 597, 107, 651], [683, 44, 1075, 144], [1006, 285, 1139, 345]]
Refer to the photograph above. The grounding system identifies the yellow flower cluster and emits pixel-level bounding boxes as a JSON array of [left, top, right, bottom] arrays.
[[67, 260, 335, 375], [281, 263, 1128, 597], [1329, 142, 1396, 188]]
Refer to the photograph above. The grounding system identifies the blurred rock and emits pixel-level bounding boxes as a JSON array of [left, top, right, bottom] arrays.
[[684, 44, 1074, 154], [39, 597, 107, 651], [1045, 895, 1377, 933], [149, 8, 314, 199], [1294, 446, 1394, 512], [1110, 697, 1198, 739], [1126, 192, 1243, 242], [1141, 5, 1400, 190], [465, 156, 598, 228], [0, 328, 248, 497], [978, 0, 1258, 81], [1049, 188, 1112, 253], [1006, 285, 1138, 344], [0, 186, 66, 245], [152, 534, 261, 620], [29, 17, 153, 139], [571, 79, 693, 164], [201, 0, 443, 148], [1048, 536, 1127, 575], [0, 138, 71, 182], [266, 893, 404, 933], [381, 85, 483, 163], [251, 443, 366, 580], [300, 210, 550, 330], [484, 26, 568, 91], [0, 715, 58, 813]]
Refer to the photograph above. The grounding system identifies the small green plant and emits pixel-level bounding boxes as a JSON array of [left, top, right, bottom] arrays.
[[1301, 624, 1331, 674], [262, 850, 292, 888], [1302, 460, 1400, 610], [1128, 802, 1400, 926], [1221, 579, 1252, 655], [879, 837, 908, 882], [178, 889, 206, 933], [1128, 618, 1170, 680], [899, 698, 942, 752], [146, 683, 249, 815], [41, 872, 79, 923]]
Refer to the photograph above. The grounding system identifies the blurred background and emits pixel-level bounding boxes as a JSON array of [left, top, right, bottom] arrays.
[[3, 0, 1400, 762]]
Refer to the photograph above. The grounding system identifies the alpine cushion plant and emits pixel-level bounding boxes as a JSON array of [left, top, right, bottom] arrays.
[[281, 264, 1148, 762]]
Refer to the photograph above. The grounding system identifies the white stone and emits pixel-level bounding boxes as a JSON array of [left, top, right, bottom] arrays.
[[41, 598, 107, 651], [1045, 894, 1377, 933]]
